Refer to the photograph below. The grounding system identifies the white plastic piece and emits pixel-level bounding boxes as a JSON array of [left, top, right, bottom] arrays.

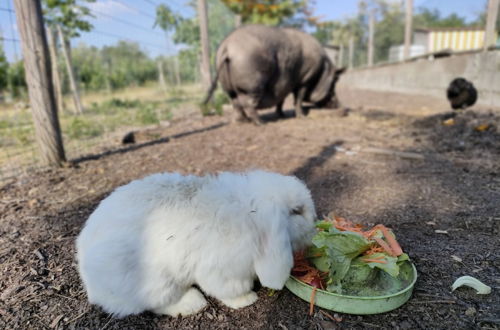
[[451, 276, 491, 295]]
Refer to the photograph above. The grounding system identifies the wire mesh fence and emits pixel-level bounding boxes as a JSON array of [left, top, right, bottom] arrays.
[[0, 0, 498, 183], [0, 0, 238, 183]]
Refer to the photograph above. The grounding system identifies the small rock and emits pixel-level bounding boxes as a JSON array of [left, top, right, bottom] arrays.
[[205, 312, 214, 320], [27, 199, 39, 208], [465, 307, 476, 316]]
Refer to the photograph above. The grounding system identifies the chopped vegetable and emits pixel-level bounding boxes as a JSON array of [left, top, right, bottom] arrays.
[[292, 214, 409, 301]]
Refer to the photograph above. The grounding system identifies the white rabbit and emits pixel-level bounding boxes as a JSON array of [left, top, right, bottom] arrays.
[[76, 170, 316, 317]]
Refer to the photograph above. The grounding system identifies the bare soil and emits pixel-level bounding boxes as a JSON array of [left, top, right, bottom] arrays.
[[1, 88, 499, 329]]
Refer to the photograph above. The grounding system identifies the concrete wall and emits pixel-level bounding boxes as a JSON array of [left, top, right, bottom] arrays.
[[338, 49, 500, 108]]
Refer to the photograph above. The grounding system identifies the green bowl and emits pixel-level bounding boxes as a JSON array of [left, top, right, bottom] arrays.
[[285, 262, 417, 315]]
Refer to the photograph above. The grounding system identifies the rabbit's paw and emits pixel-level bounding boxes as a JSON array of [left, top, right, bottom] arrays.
[[221, 291, 258, 309], [154, 288, 207, 317]]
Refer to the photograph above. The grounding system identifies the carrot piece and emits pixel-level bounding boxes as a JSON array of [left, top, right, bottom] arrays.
[[379, 226, 403, 256], [309, 286, 317, 316], [361, 258, 388, 264], [363, 245, 384, 255], [373, 236, 395, 256], [363, 254, 385, 260]]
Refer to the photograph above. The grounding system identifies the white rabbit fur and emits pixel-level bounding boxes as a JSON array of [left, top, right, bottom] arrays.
[[76, 170, 316, 317]]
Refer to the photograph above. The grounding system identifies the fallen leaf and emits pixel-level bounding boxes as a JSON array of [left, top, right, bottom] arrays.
[[451, 276, 491, 294], [443, 118, 455, 126], [246, 145, 258, 151], [426, 221, 436, 226], [474, 124, 490, 132], [451, 255, 462, 262]]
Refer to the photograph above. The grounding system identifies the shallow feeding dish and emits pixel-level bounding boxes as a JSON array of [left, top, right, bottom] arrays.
[[285, 261, 417, 315]]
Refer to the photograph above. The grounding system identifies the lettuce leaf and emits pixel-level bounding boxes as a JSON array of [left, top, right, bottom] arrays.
[[311, 227, 372, 292], [306, 222, 409, 294]]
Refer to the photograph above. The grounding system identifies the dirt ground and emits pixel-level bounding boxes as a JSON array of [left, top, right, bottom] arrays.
[[0, 88, 499, 329]]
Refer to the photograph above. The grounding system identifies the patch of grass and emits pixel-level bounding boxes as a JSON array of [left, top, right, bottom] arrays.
[[0, 119, 10, 130], [136, 104, 159, 125], [10, 126, 33, 146], [88, 98, 142, 115], [105, 98, 141, 108], [66, 117, 104, 139], [200, 91, 229, 116]]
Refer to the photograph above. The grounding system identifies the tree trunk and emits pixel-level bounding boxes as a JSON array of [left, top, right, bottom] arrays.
[[13, 0, 66, 166], [484, 0, 499, 50], [57, 24, 84, 115], [157, 60, 167, 91], [104, 59, 112, 93], [348, 36, 354, 69], [234, 14, 242, 28], [197, 0, 212, 90], [404, 0, 413, 60], [338, 44, 344, 67], [367, 9, 375, 66], [174, 56, 181, 86], [46, 26, 64, 114]]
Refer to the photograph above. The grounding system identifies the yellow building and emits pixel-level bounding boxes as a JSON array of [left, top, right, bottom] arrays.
[[414, 27, 491, 53]]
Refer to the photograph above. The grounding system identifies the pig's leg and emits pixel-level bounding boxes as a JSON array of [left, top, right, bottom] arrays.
[[242, 97, 263, 125], [275, 100, 285, 118], [294, 88, 307, 118], [246, 106, 264, 125], [232, 101, 251, 123]]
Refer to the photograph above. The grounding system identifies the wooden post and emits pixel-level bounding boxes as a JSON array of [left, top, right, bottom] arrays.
[[367, 9, 375, 66], [348, 36, 354, 68], [46, 26, 64, 114], [197, 0, 212, 89], [404, 0, 413, 60], [13, 0, 66, 166], [57, 24, 84, 115], [235, 14, 242, 28], [338, 44, 344, 67], [484, 0, 499, 50]]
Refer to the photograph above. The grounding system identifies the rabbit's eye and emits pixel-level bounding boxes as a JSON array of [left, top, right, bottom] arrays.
[[291, 206, 304, 216]]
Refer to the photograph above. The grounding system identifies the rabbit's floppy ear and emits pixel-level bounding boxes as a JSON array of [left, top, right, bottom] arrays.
[[253, 203, 293, 290]]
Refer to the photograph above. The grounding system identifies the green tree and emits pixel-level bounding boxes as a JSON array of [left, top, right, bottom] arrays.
[[71, 41, 157, 91], [43, 0, 95, 37], [413, 7, 468, 29], [220, 0, 314, 27], [154, 4, 180, 32], [0, 44, 8, 92], [7, 60, 26, 98]]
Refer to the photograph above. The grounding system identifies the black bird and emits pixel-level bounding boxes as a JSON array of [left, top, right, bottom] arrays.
[[447, 77, 477, 110]]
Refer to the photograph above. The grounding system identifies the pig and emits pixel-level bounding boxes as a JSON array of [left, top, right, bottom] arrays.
[[203, 25, 345, 125]]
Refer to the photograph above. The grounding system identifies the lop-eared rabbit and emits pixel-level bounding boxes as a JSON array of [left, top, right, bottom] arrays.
[[76, 170, 316, 317]]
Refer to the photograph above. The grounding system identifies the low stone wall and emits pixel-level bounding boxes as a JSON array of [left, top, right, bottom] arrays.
[[337, 49, 500, 109]]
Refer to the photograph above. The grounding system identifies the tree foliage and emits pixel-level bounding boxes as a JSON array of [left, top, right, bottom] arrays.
[[71, 41, 157, 91], [0, 44, 8, 91], [154, 4, 180, 32], [220, 0, 316, 27], [42, 0, 95, 37]]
